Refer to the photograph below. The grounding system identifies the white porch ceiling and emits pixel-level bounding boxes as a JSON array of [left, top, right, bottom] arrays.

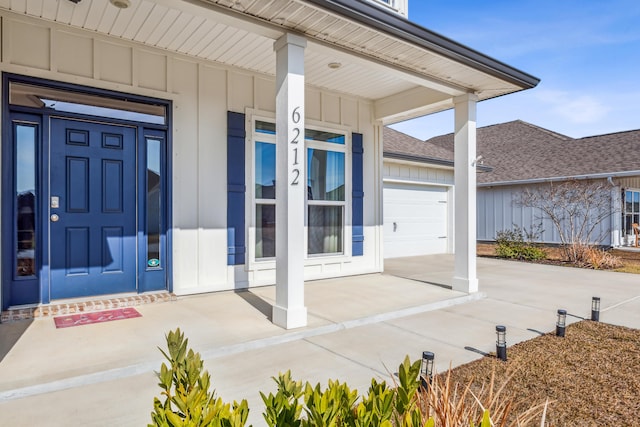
[[0, 0, 536, 122]]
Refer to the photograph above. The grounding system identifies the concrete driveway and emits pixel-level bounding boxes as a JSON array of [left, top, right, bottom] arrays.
[[0, 255, 638, 426]]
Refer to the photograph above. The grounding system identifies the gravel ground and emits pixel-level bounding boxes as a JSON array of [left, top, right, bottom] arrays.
[[443, 321, 640, 426]]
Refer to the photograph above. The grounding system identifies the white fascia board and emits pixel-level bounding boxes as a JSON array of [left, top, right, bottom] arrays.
[[383, 156, 454, 171]]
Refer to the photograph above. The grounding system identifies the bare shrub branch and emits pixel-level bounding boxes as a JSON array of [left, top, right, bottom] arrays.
[[513, 179, 616, 262]]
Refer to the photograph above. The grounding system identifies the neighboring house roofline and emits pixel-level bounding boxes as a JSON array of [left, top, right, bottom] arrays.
[[507, 120, 573, 141], [477, 170, 640, 187], [305, 0, 540, 89], [425, 119, 573, 142], [424, 120, 640, 184], [576, 128, 640, 141]]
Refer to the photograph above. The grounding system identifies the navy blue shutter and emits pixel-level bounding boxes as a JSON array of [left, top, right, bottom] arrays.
[[352, 133, 364, 256], [227, 111, 246, 265]]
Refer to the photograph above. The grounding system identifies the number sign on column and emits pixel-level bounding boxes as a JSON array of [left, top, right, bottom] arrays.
[[290, 106, 301, 186]]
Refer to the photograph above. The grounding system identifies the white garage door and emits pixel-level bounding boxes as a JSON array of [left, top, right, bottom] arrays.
[[383, 182, 449, 258]]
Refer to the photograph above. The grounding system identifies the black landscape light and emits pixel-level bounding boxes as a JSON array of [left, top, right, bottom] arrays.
[[556, 309, 567, 337], [496, 325, 507, 362], [591, 297, 601, 322], [420, 351, 435, 388]]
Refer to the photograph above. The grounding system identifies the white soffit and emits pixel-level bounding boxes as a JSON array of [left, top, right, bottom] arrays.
[[0, 0, 527, 107]]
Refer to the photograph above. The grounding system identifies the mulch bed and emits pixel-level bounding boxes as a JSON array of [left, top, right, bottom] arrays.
[[477, 242, 640, 271], [442, 321, 640, 426]]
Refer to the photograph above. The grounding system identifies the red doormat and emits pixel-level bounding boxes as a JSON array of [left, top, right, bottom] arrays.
[[54, 308, 142, 329]]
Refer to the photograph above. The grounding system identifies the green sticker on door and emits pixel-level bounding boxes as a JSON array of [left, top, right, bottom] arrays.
[[148, 259, 160, 267]]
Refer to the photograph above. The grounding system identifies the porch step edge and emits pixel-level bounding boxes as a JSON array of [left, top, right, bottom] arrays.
[[1, 292, 177, 323]]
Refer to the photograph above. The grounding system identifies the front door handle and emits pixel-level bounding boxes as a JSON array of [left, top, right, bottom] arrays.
[[50, 214, 60, 222]]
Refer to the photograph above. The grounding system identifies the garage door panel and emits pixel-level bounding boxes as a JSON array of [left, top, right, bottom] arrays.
[[383, 183, 449, 258]]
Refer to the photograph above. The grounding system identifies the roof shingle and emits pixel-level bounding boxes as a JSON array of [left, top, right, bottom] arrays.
[[385, 120, 640, 184]]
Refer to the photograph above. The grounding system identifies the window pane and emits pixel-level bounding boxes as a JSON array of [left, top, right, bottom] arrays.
[[16, 124, 37, 277], [305, 129, 345, 144], [634, 192, 640, 213], [256, 121, 276, 135], [256, 204, 276, 259], [10, 82, 166, 125], [308, 206, 343, 255], [307, 149, 344, 201], [147, 138, 162, 267], [255, 142, 276, 199]]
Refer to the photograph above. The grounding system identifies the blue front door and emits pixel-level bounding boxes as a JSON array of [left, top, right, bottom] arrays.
[[49, 118, 137, 299]]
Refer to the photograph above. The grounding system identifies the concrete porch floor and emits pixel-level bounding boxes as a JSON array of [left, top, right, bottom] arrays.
[[0, 255, 639, 426]]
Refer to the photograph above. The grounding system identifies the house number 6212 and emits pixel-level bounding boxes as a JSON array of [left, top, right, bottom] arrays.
[[290, 106, 301, 186]]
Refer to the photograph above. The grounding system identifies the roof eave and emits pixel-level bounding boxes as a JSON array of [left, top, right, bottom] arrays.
[[478, 170, 640, 187], [305, 0, 540, 90], [384, 151, 493, 172]]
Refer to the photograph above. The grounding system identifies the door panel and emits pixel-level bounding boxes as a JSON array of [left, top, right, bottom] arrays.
[[49, 118, 137, 299]]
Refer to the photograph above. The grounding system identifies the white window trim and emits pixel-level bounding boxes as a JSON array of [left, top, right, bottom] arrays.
[[624, 188, 640, 235], [245, 109, 353, 272], [364, 0, 408, 16]]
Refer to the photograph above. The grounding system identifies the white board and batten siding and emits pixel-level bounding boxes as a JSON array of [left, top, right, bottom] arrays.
[[0, 11, 383, 295], [382, 161, 454, 258]]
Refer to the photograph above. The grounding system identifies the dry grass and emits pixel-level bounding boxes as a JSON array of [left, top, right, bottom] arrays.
[[441, 321, 640, 426], [613, 264, 640, 274], [418, 369, 549, 427]]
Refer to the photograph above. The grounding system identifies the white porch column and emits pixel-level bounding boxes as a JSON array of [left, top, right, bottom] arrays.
[[452, 93, 479, 293], [273, 33, 308, 329]]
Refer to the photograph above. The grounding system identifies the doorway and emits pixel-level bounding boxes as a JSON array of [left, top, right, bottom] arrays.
[[2, 75, 171, 309]]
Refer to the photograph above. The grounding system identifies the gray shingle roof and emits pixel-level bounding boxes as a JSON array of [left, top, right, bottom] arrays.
[[383, 126, 454, 165], [385, 120, 640, 184]]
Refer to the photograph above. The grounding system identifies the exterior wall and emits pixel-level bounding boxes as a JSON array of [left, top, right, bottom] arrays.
[[382, 160, 454, 253], [0, 12, 382, 298], [366, 0, 409, 17], [383, 161, 454, 187], [618, 177, 640, 189], [477, 183, 614, 246]]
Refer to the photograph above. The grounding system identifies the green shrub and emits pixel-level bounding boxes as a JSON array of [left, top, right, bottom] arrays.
[[150, 329, 547, 427], [260, 370, 304, 427], [495, 226, 546, 261], [149, 328, 250, 427], [260, 356, 425, 427]]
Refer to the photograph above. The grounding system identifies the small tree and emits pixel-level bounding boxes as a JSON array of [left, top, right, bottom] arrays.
[[514, 179, 615, 263]]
